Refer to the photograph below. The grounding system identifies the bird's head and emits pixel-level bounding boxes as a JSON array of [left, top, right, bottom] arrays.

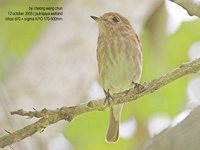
[[91, 12, 132, 35]]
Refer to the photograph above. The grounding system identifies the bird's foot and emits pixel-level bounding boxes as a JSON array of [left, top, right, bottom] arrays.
[[103, 89, 114, 106], [132, 82, 145, 92]]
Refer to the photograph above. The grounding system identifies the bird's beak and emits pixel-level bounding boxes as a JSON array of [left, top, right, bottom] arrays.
[[90, 16, 100, 22]]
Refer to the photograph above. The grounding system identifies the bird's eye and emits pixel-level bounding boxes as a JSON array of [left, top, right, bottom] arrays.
[[112, 16, 120, 23]]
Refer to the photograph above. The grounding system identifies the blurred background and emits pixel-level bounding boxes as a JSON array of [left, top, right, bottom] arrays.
[[0, 0, 200, 150]]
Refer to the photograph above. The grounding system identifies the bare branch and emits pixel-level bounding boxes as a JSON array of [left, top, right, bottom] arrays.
[[169, 0, 200, 17], [138, 106, 200, 150], [0, 58, 200, 148]]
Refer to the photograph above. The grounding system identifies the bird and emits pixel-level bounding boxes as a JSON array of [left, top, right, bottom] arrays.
[[91, 12, 142, 143]]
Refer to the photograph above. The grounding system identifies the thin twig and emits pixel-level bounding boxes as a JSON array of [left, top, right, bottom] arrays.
[[0, 58, 200, 148]]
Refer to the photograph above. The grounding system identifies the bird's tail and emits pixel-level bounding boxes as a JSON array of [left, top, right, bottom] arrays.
[[106, 104, 123, 143]]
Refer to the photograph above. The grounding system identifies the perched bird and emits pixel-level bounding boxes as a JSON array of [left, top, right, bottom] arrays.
[[91, 12, 142, 143]]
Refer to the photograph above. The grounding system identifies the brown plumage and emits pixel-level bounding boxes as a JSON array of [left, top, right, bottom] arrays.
[[91, 12, 142, 143]]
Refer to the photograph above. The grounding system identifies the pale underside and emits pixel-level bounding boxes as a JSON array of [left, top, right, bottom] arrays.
[[97, 35, 142, 94], [97, 31, 142, 120]]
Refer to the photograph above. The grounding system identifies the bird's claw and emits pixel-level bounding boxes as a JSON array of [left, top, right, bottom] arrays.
[[104, 89, 114, 106], [132, 82, 145, 92]]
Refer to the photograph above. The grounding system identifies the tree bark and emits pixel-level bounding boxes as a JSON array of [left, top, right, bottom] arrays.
[[0, 57, 200, 148]]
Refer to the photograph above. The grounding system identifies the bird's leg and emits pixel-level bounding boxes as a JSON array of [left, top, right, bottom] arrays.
[[103, 89, 114, 106], [132, 82, 145, 92]]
